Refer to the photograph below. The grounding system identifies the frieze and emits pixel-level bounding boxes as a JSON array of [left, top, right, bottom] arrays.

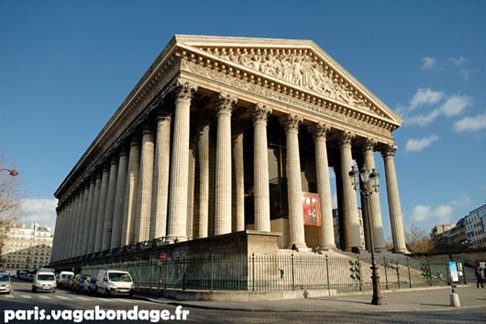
[[181, 60, 392, 138]]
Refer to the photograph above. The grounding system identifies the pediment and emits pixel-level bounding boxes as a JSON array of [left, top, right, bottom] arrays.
[[174, 35, 402, 126]]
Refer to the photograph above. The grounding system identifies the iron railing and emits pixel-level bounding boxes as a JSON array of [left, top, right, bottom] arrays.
[[81, 253, 465, 294]]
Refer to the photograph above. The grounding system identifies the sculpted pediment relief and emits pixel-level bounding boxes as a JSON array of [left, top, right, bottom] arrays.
[[174, 35, 402, 126]]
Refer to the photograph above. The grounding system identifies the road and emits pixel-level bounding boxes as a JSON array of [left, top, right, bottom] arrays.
[[1, 280, 485, 323]]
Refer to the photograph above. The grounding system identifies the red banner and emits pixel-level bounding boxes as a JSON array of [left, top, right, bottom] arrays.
[[303, 192, 321, 226]]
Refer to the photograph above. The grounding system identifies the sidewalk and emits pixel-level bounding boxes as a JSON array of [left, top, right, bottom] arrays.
[[135, 285, 486, 313]]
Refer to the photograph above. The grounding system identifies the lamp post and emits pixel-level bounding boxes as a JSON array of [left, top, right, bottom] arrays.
[[0, 168, 19, 177], [349, 165, 383, 306]]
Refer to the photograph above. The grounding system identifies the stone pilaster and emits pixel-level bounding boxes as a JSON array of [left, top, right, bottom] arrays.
[[214, 93, 236, 236], [308, 122, 336, 250], [252, 104, 272, 232], [339, 131, 362, 251], [195, 121, 210, 239], [134, 127, 155, 243], [280, 114, 307, 250], [150, 112, 172, 240], [362, 139, 386, 252], [94, 166, 110, 253], [102, 157, 118, 251], [111, 149, 128, 250], [381, 145, 408, 253], [167, 81, 197, 242]]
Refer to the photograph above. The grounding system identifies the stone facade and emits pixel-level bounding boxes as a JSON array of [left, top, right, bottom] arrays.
[[51, 35, 409, 265]]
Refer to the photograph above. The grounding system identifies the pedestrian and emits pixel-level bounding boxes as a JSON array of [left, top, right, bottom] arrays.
[[475, 265, 484, 288]]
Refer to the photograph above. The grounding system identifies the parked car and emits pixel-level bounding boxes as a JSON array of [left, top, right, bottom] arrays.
[[64, 274, 75, 289], [32, 270, 56, 293], [71, 274, 90, 292], [57, 271, 74, 288], [83, 276, 97, 294], [0, 273, 12, 294], [96, 269, 135, 297]]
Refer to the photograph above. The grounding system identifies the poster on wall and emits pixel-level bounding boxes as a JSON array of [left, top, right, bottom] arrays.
[[303, 192, 321, 226]]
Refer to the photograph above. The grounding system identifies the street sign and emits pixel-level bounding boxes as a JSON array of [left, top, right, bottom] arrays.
[[159, 252, 166, 261]]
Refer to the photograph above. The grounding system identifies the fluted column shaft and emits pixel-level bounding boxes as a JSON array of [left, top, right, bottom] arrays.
[[232, 126, 245, 232], [382, 145, 408, 253], [135, 128, 155, 243], [81, 181, 94, 255], [167, 82, 197, 241], [252, 105, 272, 232], [102, 158, 118, 251], [362, 140, 386, 252], [111, 149, 128, 250], [281, 114, 307, 250], [214, 94, 236, 236], [88, 173, 102, 254], [196, 122, 210, 239], [309, 123, 336, 250], [339, 132, 361, 251], [70, 192, 83, 258], [94, 166, 110, 253], [150, 112, 172, 240], [122, 138, 141, 246]]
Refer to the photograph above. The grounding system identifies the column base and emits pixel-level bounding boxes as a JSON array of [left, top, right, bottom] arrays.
[[392, 247, 411, 254]]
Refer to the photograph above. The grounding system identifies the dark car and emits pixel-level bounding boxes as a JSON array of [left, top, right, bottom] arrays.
[[71, 274, 90, 292], [83, 277, 97, 294]]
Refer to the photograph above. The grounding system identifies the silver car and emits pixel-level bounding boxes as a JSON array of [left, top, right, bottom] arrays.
[[0, 273, 12, 294]]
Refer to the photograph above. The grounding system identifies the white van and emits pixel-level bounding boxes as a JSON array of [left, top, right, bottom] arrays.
[[96, 269, 135, 297], [57, 271, 74, 288], [32, 270, 56, 293]]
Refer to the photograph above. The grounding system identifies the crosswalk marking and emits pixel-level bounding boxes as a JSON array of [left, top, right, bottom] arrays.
[[55, 295, 72, 300], [4, 294, 14, 298], [20, 294, 32, 299]]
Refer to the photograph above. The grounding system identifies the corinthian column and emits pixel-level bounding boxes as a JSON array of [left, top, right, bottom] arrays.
[[134, 127, 155, 243], [381, 145, 408, 253], [150, 111, 172, 240], [252, 104, 272, 232], [195, 121, 210, 239], [167, 81, 197, 242], [111, 149, 128, 250], [102, 157, 118, 251], [232, 123, 245, 232], [214, 93, 236, 236], [280, 114, 307, 250], [94, 166, 110, 253], [121, 138, 141, 246], [339, 131, 361, 251], [362, 139, 386, 252], [308, 123, 336, 250]]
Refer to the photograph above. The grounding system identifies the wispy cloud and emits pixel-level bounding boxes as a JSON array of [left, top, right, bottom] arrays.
[[454, 111, 486, 132], [405, 135, 439, 152], [404, 92, 472, 126], [420, 56, 437, 70], [458, 68, 480, 81], [408, 88, 444, 111], [408, 198, 471, 230], [449, 56, 467, 66], [19, 198, 58, 231]]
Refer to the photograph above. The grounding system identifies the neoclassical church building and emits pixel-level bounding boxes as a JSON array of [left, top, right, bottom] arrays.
[[52, 35, 408, 265]]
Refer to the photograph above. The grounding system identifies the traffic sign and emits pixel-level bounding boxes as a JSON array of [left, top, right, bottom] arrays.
[[159, 252, 166, 261]]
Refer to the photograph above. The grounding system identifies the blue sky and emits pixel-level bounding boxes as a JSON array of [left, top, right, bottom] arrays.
[[1, 1, 485, 239]]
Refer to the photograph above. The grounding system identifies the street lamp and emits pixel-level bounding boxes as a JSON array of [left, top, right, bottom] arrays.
[[349, 165, 383, 306], [0, 168, 19, 177]]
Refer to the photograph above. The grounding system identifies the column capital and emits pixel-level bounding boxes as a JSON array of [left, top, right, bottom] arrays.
[[156, 109, 172, 122], [362, 138, 377, 153], [280, 114, 303, 132], [338, 131, 355, 147], [251, 104, 272, 124], [215, 92, 237, 115], [381, 144, 397, 158], [175, 80, 198, 100], [308, 122, 331, 141]]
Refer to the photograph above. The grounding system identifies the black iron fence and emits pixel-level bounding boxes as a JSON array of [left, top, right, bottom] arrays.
[[81, 253, 465, 294]]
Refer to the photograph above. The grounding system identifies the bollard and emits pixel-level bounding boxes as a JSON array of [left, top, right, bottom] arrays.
[[449, 285, 461, 307]]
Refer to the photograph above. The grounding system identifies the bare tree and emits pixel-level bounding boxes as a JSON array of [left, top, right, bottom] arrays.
[[0, 159, 22, 251], [405, 225, 436, 254]]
